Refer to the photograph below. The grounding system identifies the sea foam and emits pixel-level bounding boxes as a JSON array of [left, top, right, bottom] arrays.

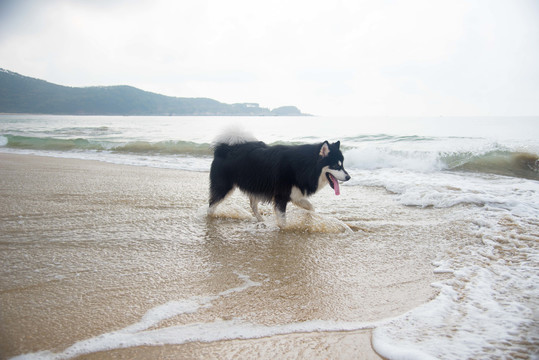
[[345, 149, 539, 358], [344, 145, 538, 180], [370, 184, 539, 359], [11, 273, 381, 360]]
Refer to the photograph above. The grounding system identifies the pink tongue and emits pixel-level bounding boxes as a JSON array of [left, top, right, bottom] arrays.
[[330, 174, 340, 195]]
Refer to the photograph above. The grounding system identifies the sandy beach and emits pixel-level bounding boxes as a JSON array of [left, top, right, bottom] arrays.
[[1, 153, 463, 359]]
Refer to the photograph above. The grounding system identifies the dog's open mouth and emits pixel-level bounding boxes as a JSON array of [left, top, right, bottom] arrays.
[[326, 173, 340, 195]]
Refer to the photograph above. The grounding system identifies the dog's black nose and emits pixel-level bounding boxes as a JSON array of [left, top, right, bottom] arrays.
[[345, 173, 351, 181]]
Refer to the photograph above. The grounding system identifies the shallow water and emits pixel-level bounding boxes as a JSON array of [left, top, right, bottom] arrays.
[[1, 115, 538, 359], [1, 155, 458, 359]]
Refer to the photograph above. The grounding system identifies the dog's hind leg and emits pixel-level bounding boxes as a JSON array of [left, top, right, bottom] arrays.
[[208, 182, 234, 216], [249, 196, 264, 222], [274, 196, 289, 228]]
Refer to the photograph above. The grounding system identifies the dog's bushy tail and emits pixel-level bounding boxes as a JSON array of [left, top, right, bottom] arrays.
[[211, 126, 256, 157]]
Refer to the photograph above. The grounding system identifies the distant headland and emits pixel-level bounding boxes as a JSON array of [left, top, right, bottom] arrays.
[[0, 68, 309, 116]]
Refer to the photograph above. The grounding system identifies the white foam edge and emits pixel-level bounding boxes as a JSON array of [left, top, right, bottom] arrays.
[[371, 262, 538, 360], [371, 332, 439, 360], [11, 273, 387, 360], [16, 318, 386, 360], [202, 201, 354, 234], [371, 282, 456, 360]]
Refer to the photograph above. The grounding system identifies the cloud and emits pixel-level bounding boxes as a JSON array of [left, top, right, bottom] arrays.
[[0, 0, 538, 115]]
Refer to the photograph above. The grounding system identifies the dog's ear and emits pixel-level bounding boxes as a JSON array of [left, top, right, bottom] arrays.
[[319, 141, 330, 157], [333, 141, 341, 149]]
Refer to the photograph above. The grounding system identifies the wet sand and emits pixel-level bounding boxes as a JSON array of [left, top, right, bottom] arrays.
[[0, 153, 459, 359]]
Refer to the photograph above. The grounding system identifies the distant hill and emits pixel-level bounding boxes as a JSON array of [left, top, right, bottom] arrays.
[[0, 69, 307, 116]]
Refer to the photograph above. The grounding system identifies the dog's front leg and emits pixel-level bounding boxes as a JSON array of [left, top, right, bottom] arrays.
[[290, 187, 314, 211], [293, 198, 314, 211]]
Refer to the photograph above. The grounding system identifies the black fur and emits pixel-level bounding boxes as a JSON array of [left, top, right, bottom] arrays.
[[209, 139, 349, 221]]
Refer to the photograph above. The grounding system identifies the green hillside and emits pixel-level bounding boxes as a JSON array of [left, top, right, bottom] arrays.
[[0, 69, 305, 116]]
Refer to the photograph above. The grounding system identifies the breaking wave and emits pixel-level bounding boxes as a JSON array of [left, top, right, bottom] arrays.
[[448, 150, 539, 179], [1, 133, 537, 180], [0, 135, 213, 156], [345, 147, 539, 180]]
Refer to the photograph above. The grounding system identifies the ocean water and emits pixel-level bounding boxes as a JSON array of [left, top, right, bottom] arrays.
[[1, 114, 538, 359]]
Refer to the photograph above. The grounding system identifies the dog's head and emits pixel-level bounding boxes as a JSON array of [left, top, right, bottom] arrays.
[[319, 141, 351, 195]]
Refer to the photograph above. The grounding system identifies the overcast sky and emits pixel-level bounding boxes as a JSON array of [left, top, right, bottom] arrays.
[[0, 0, 538, 116]]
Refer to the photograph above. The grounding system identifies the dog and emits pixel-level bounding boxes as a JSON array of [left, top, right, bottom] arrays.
[[208, 130, 351, 227]]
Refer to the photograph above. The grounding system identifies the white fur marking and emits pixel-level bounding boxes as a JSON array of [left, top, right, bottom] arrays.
[[318, 166, 330, 190], [327, 168, 349, 181], [290, 186, 314, 211], [249, 195, 264, 222], [290, 186, 305, 202], [212, 126, 257, 147]]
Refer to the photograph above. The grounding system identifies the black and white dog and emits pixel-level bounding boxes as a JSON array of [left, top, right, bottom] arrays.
[[208, 131, 351, 227]]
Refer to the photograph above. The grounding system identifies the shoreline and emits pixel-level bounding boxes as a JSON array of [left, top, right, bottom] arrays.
[[0, 153, 449, 359]]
